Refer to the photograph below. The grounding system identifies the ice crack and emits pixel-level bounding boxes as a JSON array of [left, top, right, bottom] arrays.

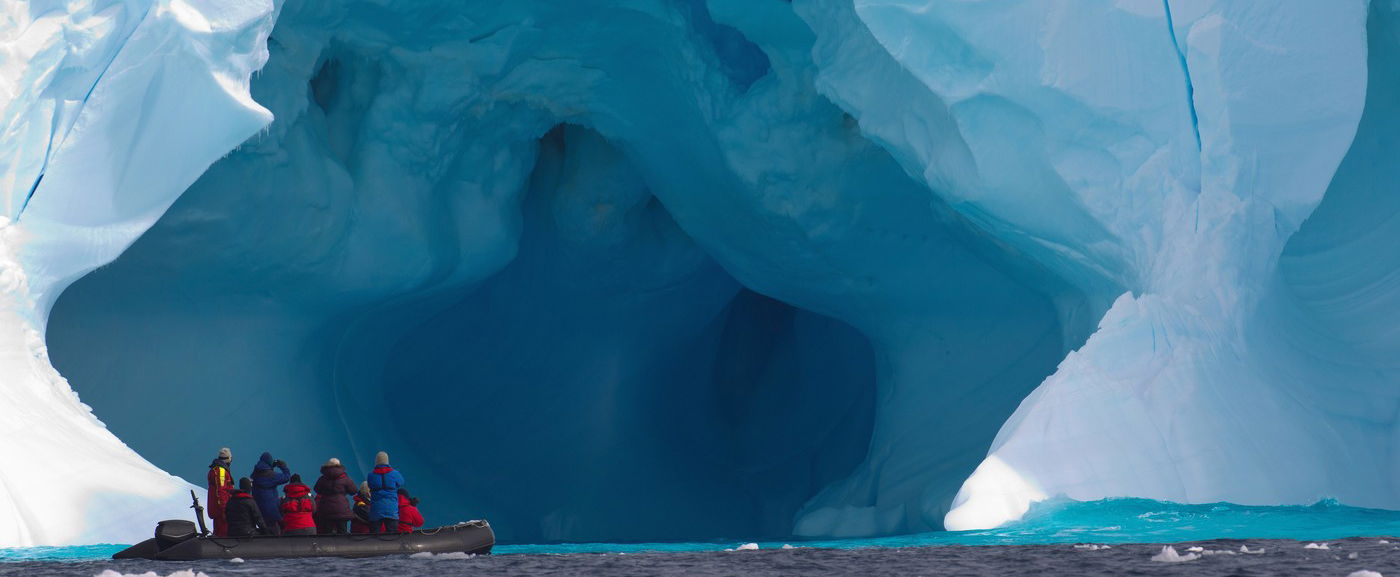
[[1161, 0, 1201, 153]]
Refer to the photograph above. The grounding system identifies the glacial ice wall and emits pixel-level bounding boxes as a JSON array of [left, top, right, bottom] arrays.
[[0, 0, 1394, 547], [0, 0, 276, 546]]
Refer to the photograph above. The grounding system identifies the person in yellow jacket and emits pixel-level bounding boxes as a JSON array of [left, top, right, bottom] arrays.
[[206, 447, 234, 536]]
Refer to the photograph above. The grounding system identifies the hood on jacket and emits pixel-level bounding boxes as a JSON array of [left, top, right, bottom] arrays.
[[255, 452, 275, 470], [320, 464, 346, 477], [209, 457, 230, 469], [285, 483, 312, 498]]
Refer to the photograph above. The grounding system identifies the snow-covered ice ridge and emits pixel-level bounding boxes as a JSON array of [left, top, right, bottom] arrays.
[[0, 0, 1395, 547]]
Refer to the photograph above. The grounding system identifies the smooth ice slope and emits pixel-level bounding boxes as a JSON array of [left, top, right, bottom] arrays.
[[1, 0, 1395, 547]]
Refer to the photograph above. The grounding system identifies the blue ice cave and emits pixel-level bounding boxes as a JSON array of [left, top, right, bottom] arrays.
[[6, 0, 1391, 547], [44, 0, 1071, 542]]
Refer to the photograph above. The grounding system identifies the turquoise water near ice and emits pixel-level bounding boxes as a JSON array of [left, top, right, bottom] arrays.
[[7, 498, 1400, 561]]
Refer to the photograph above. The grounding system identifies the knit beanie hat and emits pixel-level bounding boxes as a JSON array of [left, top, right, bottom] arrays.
[[324, 457, 341, 468], [218, 447, 231, 460], [375, 451, 390, 466], [290, 473, 302, 484], [359, 481, 370, 497], [239, 477, 253, 492]]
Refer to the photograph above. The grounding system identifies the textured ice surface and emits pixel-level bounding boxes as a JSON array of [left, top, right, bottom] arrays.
[[0, 0, 276, 546], [0, 0, 1395, 547]]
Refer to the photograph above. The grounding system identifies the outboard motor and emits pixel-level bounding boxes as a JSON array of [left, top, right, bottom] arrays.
[[155, 520, 199, 550]]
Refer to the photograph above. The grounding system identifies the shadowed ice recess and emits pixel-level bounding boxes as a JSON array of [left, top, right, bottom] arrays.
[[2, 0, 1398, 548]]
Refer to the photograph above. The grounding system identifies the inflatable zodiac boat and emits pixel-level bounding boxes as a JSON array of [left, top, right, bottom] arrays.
[[113, 519, 495, 560]]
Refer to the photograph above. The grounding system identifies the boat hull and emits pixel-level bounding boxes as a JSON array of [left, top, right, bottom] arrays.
[[113, 521, 494, 560]]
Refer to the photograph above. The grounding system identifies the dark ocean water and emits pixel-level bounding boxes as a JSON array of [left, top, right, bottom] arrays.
[[6, 538, 1399, 577], [8, 498, 1400, 576]]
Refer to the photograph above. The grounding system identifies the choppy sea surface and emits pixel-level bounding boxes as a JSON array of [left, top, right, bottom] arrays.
[[6, 498, 1400, 576]]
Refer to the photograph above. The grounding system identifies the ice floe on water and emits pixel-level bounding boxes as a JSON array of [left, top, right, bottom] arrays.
[[1182, 545, 1237, 556], [1347, 571, 1383, 577], [1239, 545, 1265, 554], [1150, 546, 1199, 563], [408, 552, 476, 559], [1304, 542, 1331, 549], [1072, 544, 1110, 550], [95, 571, 210, 577]]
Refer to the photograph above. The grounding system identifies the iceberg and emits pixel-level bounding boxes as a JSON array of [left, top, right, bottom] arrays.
[[0, 0, 1393, 546]]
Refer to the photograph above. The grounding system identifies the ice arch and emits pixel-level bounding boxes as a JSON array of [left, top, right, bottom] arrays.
[[4, 0, 1384, 547], [37, 0, 1070, 544]]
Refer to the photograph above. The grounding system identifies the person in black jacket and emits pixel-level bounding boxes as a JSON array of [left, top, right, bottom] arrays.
[[225, 477, 268, 537]]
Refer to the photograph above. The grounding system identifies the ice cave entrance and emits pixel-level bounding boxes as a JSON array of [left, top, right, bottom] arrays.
[[42, 0, 1079, 543], [46, 123, 879, 543]]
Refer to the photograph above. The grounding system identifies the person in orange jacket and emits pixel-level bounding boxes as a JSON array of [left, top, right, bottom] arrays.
[[206, 448, 234, 536], [396, 489, 424, 533]]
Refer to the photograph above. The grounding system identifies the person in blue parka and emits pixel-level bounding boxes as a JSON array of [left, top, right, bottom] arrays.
[[250, 452, 292, 535], [366, 451, 406, 533]]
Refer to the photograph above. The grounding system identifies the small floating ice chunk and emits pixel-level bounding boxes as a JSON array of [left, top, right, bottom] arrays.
[[410, 552, 476, 560], [1350, 552, 1360, 560], [1304, 542, 1330, 550], [1150, 546, 1199, 563], [1381, 540, 1391, 544], [95, 571, 212, 577], [1347, 571, 1383, 577], [734, 543, 759, 551], [1073, 544, 1110, 550], [1186, 546, 1204, 552], [1239, 545, 1265, 554], [782, 544, 795, 550], [229, 558, 244, 563]]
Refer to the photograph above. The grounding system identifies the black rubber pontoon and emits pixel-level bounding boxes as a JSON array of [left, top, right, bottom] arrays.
[[112, 520, 494, 560]]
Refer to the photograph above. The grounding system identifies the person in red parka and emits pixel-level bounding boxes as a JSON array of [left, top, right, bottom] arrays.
[[396, 489, 424, 533], [206, 448, 234, 536], [280, 474, 317, 535]]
